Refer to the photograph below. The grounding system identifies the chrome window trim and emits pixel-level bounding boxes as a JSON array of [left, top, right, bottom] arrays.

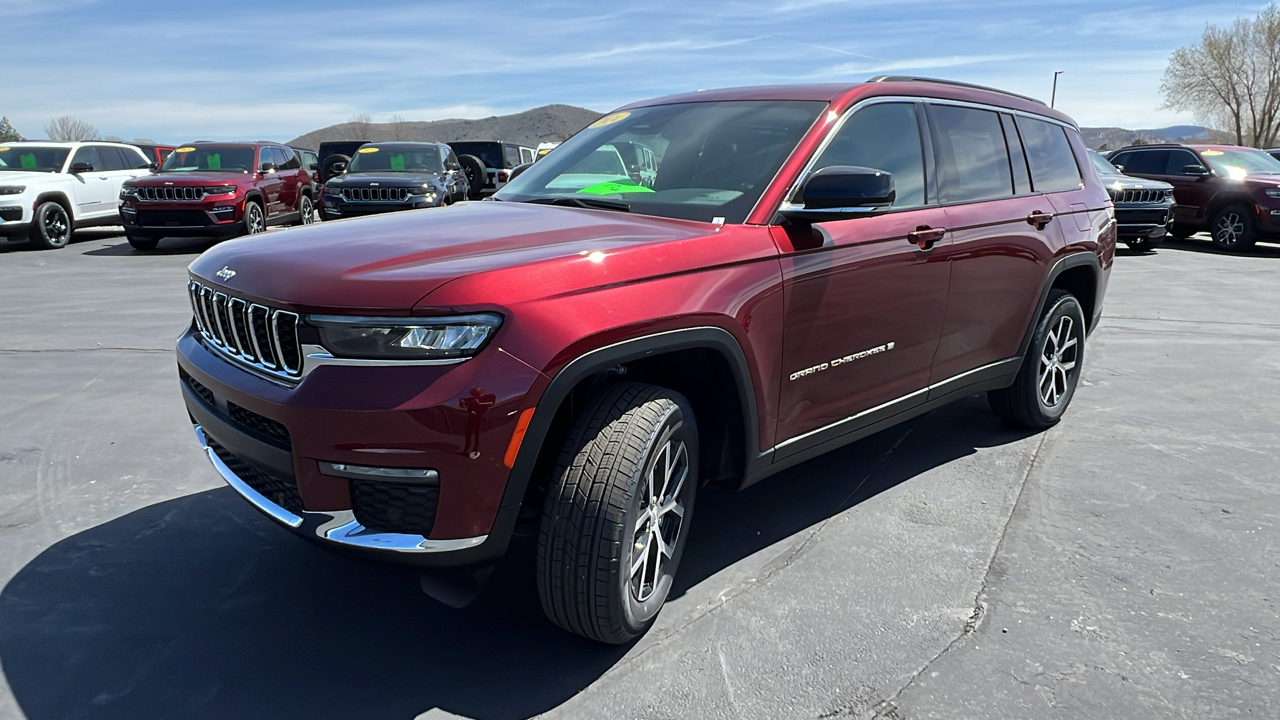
[[195, 425, 486, 553]]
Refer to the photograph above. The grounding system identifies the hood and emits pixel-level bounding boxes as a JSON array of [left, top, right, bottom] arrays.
[[1099, 173, 1172, 191], [189, 200, 713, 312], [1241, 172, 1280, 185], [329, 172, 443, 186], [0, 171, 60, 186], [129, 172, 251, 186]]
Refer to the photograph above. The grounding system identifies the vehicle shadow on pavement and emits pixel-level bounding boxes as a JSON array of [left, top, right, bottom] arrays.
[[0, 395, 1030, 720], [1158, 236, 1280, 259], [0, 228, 126, 254], [82, 236, 219, 257]]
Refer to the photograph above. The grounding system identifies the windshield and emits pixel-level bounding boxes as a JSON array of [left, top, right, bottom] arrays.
[[1199, 147, 1280, 177], [347, 145, 442, 173], [449, 142, 503, 169], [495, 100, 825, 223], [0, 146, 69, 173], [1088, 151, 1120, 176], [161, 145, 255, 173]]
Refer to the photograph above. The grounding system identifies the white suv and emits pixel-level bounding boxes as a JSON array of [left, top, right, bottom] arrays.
[[0, 141, 152, 249]]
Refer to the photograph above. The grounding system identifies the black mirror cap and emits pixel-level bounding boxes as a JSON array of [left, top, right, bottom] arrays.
[[509, 162, 533, 181], [69, 162, 94, 173], [148, 162, 160, 172], [260, 162, 277, 173], [1183, 164, 1210, 176], [802, 165, 895, 210]]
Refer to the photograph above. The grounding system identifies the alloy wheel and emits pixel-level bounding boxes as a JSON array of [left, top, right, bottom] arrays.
[[1215, 212, 1244, 246], [629, 431, 689, 603], [301, 197, 315, 224], [1038, 315, 1078, 408], [247, 204, 266, 234], [43, 205, 70, 245]]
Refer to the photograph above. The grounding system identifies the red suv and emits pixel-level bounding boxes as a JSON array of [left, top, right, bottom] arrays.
[[120, 142, 315, 251], [1107, 143, 1280, 252], [177, 78, 1114, 643]]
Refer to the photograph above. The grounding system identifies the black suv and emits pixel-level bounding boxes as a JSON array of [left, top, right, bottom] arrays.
[[1086, 150, 1174, 252], [319, 142, 469, 219]]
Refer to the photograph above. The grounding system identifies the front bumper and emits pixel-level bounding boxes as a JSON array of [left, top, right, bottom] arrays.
[[120, 198, 244, 237], [177, 324, 545, 567], [321, 193, 440, 218], [0, 201, 31, 237], [1115, 202, 1175, 240]]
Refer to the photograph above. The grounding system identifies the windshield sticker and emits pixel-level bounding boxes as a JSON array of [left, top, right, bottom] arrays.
[[20, 154, 36, 169], [0, 147, 9, 152], [1201, 150, 1224, 156], [588, 112, 630, 128], [357, 147, 380, 154], [390, 154, 405, 171], [577, 180, 654, 195], [207, 154, 221, 170], [175, 147, 195, 153]]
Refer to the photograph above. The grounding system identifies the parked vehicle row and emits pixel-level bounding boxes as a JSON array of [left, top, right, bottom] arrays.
[[1107, 143, 1280, 252], [1087, 151, 1175, 252], [178, 77, 1115, 644], [318, 142, 470, 220]]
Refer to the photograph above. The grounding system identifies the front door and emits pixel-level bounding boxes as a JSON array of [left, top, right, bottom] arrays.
[[66, 146, 116, 220], [775, 101, 951, 457], [258, 147, 283, 218]]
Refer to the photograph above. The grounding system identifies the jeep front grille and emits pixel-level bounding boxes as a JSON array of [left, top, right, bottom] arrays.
[[1109, 188, 1170, 204], [138, 186, 206, 201], [188, 279, 303, 382], [341, 186, 410, 202]]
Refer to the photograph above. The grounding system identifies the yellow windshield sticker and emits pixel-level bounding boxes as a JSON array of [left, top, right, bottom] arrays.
[[175, 146, 196, 153], [0, 147, 9, 152], [357, 147, 380, 154], [589, 112, 630, 128], [1201, 150, 1224, 156]]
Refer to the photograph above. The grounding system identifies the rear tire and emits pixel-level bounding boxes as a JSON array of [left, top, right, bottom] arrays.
[[126, 235, 159, 251], [988, 289, 1086, 429], [538, 382, 698, 644], [28, 201, 72, 250], [458, 154, 486, 200], [1210, 204, 1257, 252]]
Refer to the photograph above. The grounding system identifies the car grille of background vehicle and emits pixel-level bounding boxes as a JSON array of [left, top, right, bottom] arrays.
[[138, 186, 206, 201], [188, 280, 303, 381], [341, 186, 410, 202], [1112, 188, 1167, 203]]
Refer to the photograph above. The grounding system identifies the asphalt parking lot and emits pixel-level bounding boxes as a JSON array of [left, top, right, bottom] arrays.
[[0, 228, 1277, 720]]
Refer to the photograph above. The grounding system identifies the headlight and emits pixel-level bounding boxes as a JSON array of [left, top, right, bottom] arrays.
[[204, 185, 237, 195], [1265, 188, 1280, 198], [306, 313, 501, 360], [408, 184, 438, 198], [119, 187, 137, 199], [0, 186, 25, 195]]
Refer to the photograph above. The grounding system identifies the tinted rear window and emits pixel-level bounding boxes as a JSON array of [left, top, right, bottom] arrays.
[[1110, 150, 1168, 175], [931, 105, 1013, 203], [1015, 117, 1081, 193]]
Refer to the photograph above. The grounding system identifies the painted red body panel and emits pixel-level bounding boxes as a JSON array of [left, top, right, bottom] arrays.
[[177, 80, 1113, 556]]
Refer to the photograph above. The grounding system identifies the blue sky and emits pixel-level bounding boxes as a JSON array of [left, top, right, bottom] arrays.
[[0, 0, 1268, 142]]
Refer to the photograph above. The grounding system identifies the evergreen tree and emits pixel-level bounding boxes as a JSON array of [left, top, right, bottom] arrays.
[[0, 117, 22, 142]]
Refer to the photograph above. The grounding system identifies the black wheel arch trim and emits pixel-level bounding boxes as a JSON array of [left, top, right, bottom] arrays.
[[33, 192, 75, 223], [1017, 251, 1101, 361], [498, 326, 763, 513]]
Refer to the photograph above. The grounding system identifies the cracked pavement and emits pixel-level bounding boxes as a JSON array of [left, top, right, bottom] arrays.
[[0, 231, 1277, 719]]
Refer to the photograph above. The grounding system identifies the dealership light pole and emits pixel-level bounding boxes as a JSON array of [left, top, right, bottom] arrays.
[[1051, 71, 1064, 108]]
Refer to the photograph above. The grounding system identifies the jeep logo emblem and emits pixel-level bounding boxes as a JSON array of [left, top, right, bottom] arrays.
[[215, 266, 236, 281]]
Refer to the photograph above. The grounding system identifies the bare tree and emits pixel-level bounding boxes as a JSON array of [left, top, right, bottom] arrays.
[[1161, 4, 1280, 147], [101, 134, 125, 142], [45, 116, 99, 141], [388, 114, 409, 141], [348, 112, 373, 140], [0, 117, 22, 142]]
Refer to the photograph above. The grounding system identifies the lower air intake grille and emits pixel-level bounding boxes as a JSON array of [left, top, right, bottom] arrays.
[[350, 480, 439, 536], [185, 375, 216, 407], [227, 402, 291, 448], [207, 436, 304, 514]]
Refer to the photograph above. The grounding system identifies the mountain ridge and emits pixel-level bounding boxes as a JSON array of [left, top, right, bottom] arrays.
[[288, 104, 602, 149]]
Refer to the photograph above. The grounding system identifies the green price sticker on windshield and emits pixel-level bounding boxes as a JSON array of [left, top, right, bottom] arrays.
[[207, 154, 221, 170], [20, 154, 36, 169], [390, 154, 405, 171], [577, 180, 654, 195]]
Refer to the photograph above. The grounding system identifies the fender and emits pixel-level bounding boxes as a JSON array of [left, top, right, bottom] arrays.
[[499, 326, 762, 513], [32, 191, 75, 222], [1016, 251, 1101, 360]]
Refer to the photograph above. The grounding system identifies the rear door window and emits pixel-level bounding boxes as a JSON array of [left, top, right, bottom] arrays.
[[1014, 116, 1082, 193], [930, 104, 1014, 204], [811, 101, 927, 208]]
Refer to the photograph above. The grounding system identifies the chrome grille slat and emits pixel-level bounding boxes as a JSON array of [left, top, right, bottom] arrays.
[[139, 186, 206, 202], [1113, 188, 1170, 204], [340, 186, 410, 202], [188, 280, 303, 383]]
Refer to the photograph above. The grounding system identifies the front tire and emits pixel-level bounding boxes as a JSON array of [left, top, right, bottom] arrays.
[[989, 289, 1086, 429], [242, 200, 266, 236], [1210, 204, 1257, 252], [1125, 236, 1162, 253], [126, 235, 159, 251], [538, 382, 698, 644], [28, 201, 72, 250], [296, 195, 315, 226]]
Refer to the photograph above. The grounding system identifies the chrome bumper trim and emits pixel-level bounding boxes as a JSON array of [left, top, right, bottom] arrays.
[[194, 425, 487, 553]]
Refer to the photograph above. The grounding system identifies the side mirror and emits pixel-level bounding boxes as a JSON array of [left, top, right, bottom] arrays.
[[69, 162, 94, 173], [309, 162, 319, 171], [148, 162, 160, 172], [260, 162, 277, 173], [1112, 164, 1125, 173], [783, 166, 895, 222], [509, 162, 533, 181], [1183, 164, 1210, 177]]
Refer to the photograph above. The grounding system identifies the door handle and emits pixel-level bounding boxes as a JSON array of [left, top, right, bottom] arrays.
[[907, 226, 946, 250], [1026, 210, 1054, 230]]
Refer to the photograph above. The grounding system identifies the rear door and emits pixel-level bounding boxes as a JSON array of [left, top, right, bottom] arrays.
[[775, 100, 951, 457], [928, 103, 1066, 383]]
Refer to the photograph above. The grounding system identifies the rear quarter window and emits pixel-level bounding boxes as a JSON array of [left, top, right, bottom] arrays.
[[1015, 117, 1082, 193]]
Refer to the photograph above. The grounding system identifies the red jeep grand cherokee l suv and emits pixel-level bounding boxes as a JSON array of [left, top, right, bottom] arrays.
[[120, 142, 315, 251], [177, 77, 1114, 643]]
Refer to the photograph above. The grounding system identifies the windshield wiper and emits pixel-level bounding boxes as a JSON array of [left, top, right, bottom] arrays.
[[520, 196, 631, 213]]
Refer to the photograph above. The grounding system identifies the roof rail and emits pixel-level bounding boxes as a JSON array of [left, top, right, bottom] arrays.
[[867, 76, 1048, 107]]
